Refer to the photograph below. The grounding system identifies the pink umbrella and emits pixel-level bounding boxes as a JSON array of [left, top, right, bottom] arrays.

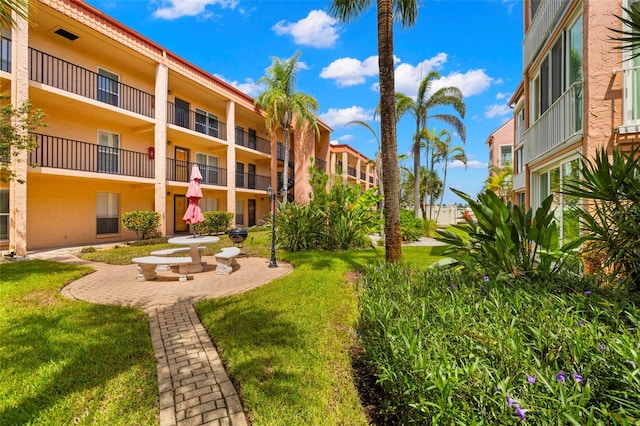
[[183, 164, 205, 236]]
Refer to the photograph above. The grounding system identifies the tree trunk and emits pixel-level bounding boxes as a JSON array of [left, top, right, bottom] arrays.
[[413, 123, 421, 219], [282, 127, 290, 201], [377, 0, 401, 263]]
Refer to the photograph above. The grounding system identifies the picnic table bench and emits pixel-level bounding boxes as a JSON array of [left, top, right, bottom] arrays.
[[132, 256, 192, 282], [215, 247, 241, 275]]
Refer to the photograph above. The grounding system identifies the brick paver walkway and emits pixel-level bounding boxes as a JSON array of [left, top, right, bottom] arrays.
[[32, 250, 293, 426]]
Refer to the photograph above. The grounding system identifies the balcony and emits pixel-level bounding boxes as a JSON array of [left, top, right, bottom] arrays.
[[235, 172, 270, 191], [513, 171, 526, 191], [347, 166, 356, 177], [235, 128, 270, 155], [29, 134, 154, 178], [523, 0, 567, 68], [360, 171, 366, 181], [276, 143, 294, 164], [315, 158, 326, 171], [29, 48, 154, 118], [524, 81, 582, 163], [166, 158, 227, 186], [369, 176, 374, 184], [167, 102, 228, 140], [617, 66, 640, 133], [1, 36, 10, 72]]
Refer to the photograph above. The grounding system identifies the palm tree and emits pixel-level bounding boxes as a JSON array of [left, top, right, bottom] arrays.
[[432, 131, 467, 219], [611, 2, 640, 59], [395, 71, 466, 220], [254, 52, 319, 200], [0, 0, 29, 29], [485, 164, 513, 203], [330, 0, 419, 263]]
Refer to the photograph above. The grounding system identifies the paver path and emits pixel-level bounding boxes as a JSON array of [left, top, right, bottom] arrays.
[[32, 250, 293, 426]]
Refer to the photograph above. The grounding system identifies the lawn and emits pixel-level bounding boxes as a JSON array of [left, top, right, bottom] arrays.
[[0, 260, 158, 425]]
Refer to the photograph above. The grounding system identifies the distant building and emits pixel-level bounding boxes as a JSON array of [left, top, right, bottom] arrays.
[[328, 143, 377, 192], [1, 0, 331, 255]]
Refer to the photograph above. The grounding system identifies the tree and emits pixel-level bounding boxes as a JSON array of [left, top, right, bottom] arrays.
[[395, 71, 466, 219], [1, 99, 46, 183], [0, 0, 29, 29], [432, 130, 466, 219], [610, 2, 640, 59], [254, 52, 319, 200], [330, 0, 419, 263], [485, 164, 513, 203]]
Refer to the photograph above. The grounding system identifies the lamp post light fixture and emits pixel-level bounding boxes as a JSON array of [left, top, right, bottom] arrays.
[[266, 185, 278, 268]]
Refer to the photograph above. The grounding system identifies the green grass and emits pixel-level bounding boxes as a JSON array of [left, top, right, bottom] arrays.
[[0, 260, 158, 425]]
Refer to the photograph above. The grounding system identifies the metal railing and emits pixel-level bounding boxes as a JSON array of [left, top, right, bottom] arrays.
[[1, 36, 10, 72], [166, 158, 227, 186], [523, 0, 567, 68], [29, 48, 155, 118], [315, 158, 326, 171], [235, 128, 270, 154], [167, 102, 227, 140], [347, 166, 356, 177], [617, 66, 640, 129], [524, 81, 583, 162], [235, 172, 270, 191], [369, 176, 374, 184], [360, 171, 366, 181], [29, 133, 155, 178]]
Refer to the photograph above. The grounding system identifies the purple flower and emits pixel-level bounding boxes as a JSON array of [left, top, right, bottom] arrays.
[[556, 372, 568, 383], [450, 283, 456, 289], [480, 285, 485, 292], [599, 344, 606, 351], [584, 290, 592, 296], [483, 276, 490, 283], [506, 395, 517, 407], [515, 405, 528, 421], [578, 320, 585, 327], [526, 374, 537, 384], [573, 373, 583, 384]]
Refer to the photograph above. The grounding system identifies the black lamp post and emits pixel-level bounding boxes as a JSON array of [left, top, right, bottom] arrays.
[[266, 185, 278, 268]]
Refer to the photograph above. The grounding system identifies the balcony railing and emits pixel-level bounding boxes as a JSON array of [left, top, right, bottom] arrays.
[[369, 176, 374, 184], [167, 102, 227, 140], [360, 171, 366, 181], [29, 48, 155, 118], [513, 171, 526, 190], [524, 81, 583, 162], [235, 128, 270, 155], [617, 66, 640, 132], [166, 158, 227, 186], [347, 166, 356, 177], [523, 0, 567, 68], [315, 158, 326, 171], [235, 172, 270, 191], [29, 134, 154, 178], [1, 36, 10, 72], [276, 143, 294, 163]]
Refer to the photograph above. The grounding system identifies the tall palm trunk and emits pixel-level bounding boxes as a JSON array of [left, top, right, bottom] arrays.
[[378, 0, 401, 262], [412, 121, 421, 218], [281, 110, 291, 201]]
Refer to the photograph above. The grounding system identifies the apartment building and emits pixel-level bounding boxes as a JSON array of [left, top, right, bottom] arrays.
[[0, 0, 331, 255], [486, 118, 514, 170], [328, 143, 377, 192], [512, 0, 636, 244]]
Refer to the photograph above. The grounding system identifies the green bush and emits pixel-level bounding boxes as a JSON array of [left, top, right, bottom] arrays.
[[422, 218, 437, 237], [399, 209, 423, 242], [358, 262, 640, 424], [435, 188, 581, 279], [201, 211, 234, 235], [122, 210, 160, 240]]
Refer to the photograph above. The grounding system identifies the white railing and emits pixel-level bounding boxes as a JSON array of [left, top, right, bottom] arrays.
[[523, 0, 567, 68], [513, 172, 525, 190], [617, 66, 640, 132], [515, 121, 525, 147], [524, 81, 583, 162]]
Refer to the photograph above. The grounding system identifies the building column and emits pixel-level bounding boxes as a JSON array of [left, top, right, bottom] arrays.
[[154, 59, 168, 235], [341, 152, 348, 181], [9, 14, 29, 256], [226, 101, 236, 220]]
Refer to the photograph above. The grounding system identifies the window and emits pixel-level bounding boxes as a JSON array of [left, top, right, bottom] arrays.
[[248, 129, 257, 150], [195, 109, 219, 138], [97, 68, 119, 107], [235, 126, 245, 146], [248, 164, 256, 189], [515, 148, 524, 174], [235, 200, 244, 225], [96, 192, 119, 235], [499, 145, 513, 167], [200, 197, 218, 212], [517, 192, 526, 207], [529, 0, 541, 23], [98, 130, 120, 174], [174, 98, 190, 129], [623, 0, 640, 126], [195, 153, 219, 185], [236, 162, 245, 187], [0, 189, 8, 240]]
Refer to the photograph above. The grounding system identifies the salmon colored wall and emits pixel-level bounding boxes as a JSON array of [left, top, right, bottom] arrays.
[[487, 119, 514, 168], [27, 174, 154, 249]]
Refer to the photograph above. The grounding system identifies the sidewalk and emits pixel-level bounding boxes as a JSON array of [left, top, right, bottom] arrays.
[[32, 249, 293, 426]]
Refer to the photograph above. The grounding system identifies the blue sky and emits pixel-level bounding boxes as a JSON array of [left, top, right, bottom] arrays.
[[85, 0, 523, 204]]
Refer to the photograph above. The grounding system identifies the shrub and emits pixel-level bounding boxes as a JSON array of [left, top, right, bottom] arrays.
[[358, 262, 640, 424], [399, 209, 422, 242], [201, 211, 234, 235], [435, 188, 581, 279], [422, 219, 437, 237], [121, 210, 160, 240], [80, 246, 96, 253]]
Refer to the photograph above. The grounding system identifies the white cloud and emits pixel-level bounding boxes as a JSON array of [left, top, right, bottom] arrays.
[[213, 74, 261, 97], [449, 159, 487, 169], [272, 10, 339, 48], [152, 0, 237, 19], [330, 139, 339, 145], [432, 69, 494, 97], [320, 56, 379, 87], [484, 103, 512, 119], [319, 106, 374, 128], [338, 134, 354, 141], [495, 92, 511, 100], [394, 53, 448, 96]]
